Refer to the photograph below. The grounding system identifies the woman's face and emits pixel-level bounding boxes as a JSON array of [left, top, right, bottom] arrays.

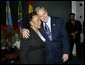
[[30, 15, 41, 29]]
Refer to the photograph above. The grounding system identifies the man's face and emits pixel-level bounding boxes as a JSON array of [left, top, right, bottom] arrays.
[[37, 9, 49, 22], [70, 15, 75, 21]]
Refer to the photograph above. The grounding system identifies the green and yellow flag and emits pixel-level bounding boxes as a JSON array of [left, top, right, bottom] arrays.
[[18, 1, 22, 21]]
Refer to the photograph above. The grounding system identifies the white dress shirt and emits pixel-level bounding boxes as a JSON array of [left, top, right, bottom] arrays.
[[43, 16, 52, 32]]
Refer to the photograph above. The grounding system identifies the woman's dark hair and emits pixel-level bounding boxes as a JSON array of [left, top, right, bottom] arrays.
[[28, 12, 37, 22], [22, 12, 37, 29]]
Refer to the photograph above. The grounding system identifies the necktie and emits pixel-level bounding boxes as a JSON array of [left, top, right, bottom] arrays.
[[44, 22, 52, 41]]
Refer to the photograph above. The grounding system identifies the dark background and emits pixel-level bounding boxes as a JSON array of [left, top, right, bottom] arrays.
[[1, 1, 71, 25], [33, 1, 71, 22]]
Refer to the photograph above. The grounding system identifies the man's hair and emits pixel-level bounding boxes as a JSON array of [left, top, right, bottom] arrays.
[[34, 6, 47, 13], [69, 13, 75, 17]]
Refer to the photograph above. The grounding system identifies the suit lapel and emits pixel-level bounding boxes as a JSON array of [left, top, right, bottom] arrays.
[[30, 27, 44, 43], [40, 23, 50, 41], [51, 17, 56, 40]]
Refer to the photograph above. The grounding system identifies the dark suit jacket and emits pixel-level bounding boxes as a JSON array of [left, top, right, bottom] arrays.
[[83, 21, 85, 43], [21, 16, 69, 62], [20, 28, 45, 64], [39, 16, 69, 61], [83, 21, 85, 34], [66, 20, 82, 40]]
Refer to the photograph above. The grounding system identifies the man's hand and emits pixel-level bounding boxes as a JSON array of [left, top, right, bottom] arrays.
[[70, 33, 75, 39], [72, 33, 75, 39], [62, 54, 69, 62], [75, 31, 78, 34], [21, 28, 30, 39], [70, 31, 78, 39]]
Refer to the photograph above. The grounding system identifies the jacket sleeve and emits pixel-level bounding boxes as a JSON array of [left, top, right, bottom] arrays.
[[60, 19, 70, 54], [76, 21, 82, 34]]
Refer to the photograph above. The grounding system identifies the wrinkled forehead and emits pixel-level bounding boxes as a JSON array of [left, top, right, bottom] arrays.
[[37, 9, 46, 17]]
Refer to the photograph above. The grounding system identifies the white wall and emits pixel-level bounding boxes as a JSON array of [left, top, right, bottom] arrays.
[[72, 1, 84, 25], [72, 1, 84, 55], [72, 1, 77, 19], [76, 1, 84, 43], [76, 1, 84, 25]]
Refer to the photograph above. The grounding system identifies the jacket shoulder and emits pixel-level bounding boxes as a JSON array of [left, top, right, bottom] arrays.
[[51, 16, 63, 20], [51, 16, 64, 24]]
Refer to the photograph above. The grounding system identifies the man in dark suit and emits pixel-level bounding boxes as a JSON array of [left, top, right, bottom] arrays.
[[66, 13, 82, 59], [21, 6, 69, 64], [20, 13, 46, 64]]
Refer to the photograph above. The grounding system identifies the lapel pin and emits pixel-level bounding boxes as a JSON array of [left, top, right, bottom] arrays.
[[53, 24, 55, 26]]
